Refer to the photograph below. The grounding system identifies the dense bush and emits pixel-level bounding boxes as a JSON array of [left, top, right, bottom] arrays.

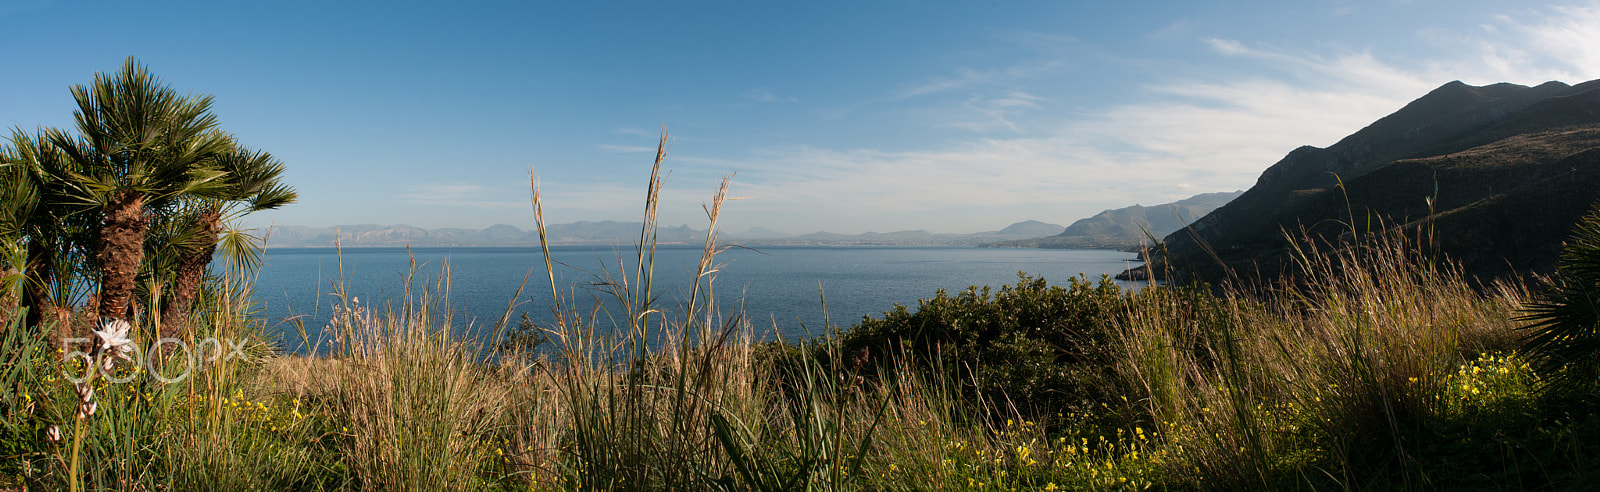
[[830, 274, 1132, 420]]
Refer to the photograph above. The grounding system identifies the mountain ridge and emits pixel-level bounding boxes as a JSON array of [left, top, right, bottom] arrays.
[[984, 191, 1241, 251], [1155, 78, 1600, 284], [257, 219, 1070, 248]]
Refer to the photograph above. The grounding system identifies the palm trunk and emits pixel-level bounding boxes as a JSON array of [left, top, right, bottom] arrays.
[[22, 238, 55, 332], [97, 190, 147, 324], [160, 208, 222, 337]]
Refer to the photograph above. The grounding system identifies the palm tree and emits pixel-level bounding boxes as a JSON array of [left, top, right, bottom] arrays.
[[47, 57, 231, 326], [0, 128, 91, 334], [1522, 201, 1600, 386], [0, 131, 42, 321], [156, 147, 296, 336]]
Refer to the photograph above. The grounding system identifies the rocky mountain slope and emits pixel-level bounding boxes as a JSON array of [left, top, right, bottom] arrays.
[[986, 191, 1241, 250], [1157, 79, 1600, 284]]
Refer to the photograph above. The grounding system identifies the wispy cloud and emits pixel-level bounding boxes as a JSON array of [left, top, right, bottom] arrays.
[[949, 91, 1044, 133], [708, 137, 1150, 233], [900, 67, 995, 98], [597, 144, 658, 153], [526, 176, 738, 228], [402, 183, 524, 208], [742, 88, 797, 103], [1205, 38, 1248, 55], [613, 127, 662, 138], [896, 60, 1062, 99], [1475, 3, 1600, 82], [709, 3, 1600, 234], [1117, 40, 1434, 161], [1146, 19, 1196, 41]]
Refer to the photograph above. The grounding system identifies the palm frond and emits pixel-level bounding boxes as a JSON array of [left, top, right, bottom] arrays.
[[248, 183, 297, 211], [1522, 201, 1600, 384], [216, 223, 266, 278]]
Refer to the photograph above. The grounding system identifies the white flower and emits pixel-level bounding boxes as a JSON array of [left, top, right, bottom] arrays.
[[74, 381, 98, 420], [93, 319, 135, 365], [45, 425, 60, 443], [74, 382, 94, 403]]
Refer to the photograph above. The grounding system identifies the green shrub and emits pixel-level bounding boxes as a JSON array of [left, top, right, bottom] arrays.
[[834, 274, 1130, 421]]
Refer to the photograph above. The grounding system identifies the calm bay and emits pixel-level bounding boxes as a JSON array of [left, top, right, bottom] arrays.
[[249, 246, 1142, 350]]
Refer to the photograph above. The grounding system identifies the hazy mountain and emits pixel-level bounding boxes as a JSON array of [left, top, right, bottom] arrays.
[[994, 220, 1067, 238], [1155, 78, 1600, 284], [261, 220, 1065, 248], [262, 221, 690, 247], [741, 222, 1068, 247], [984, 192, 1242, 250], [735, 226, 792, 240]]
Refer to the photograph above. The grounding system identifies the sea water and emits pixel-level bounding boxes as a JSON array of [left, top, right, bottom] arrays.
[[248, 246, 1142, 350]]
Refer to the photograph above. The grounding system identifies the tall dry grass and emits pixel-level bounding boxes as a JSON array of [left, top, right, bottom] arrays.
[[1109, 229, 1526, 487], [263, 256, 513, 490], [247, 151, 1549, 490], [261, 130, 901, 490]]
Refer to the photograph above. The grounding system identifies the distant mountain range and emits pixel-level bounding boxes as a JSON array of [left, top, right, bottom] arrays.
[[983, 191, 1242, 251], [259, 194, 1251, 251], [260, 219, 1069, 248], [264, 78, 1600, 286], [262, 222, 691, 248], [1155, 78, 1600, 284]]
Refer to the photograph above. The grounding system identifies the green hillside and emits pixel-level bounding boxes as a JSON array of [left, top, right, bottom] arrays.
[[1159, 79, 1600, 284]]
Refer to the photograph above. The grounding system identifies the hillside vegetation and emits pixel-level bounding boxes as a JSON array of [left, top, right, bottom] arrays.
[[1161, 79, 1600, 285]]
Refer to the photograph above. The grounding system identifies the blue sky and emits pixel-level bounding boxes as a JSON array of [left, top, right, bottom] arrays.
[[3, 0, 1599, 235]]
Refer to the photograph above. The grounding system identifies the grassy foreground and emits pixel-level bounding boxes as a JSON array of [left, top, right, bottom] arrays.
[[2, 150, 1598, 490]]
